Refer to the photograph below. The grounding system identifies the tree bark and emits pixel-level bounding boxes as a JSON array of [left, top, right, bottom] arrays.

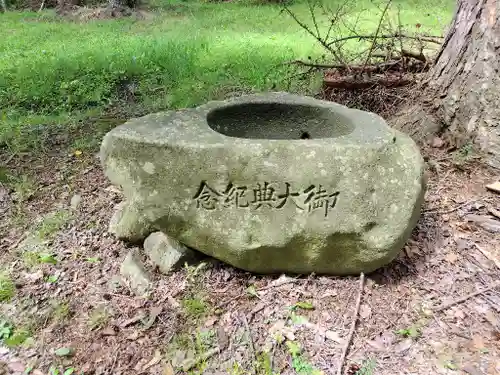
[[0, 0, 7, 13], [394, 0, 500, 169]]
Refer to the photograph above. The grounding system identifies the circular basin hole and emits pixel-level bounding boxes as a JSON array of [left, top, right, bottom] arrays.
[[206, 102, 355, 140]]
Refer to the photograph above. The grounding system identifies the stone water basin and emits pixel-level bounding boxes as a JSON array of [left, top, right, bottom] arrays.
[[100, 92, 426, 275]]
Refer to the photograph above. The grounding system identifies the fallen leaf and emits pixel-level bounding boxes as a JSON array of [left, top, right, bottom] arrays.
[[431, 137, 444, 148], [325, 330, 343, 343], [394, 338, 412, 353], [472, 335, 485, 350], [143, 349, 162, 371], [101, 327, 117, 336], [143, 306, 163, 329], [445, 252, 459, 264], [163, 362, 174, 375], [465, 214, 500, 233], [167, 296, 180, 309], [246, 285, 260, 298], [55, 347, 74, 357], [217, 326, 229, 350], [121, 312, 146, 328], [360, 304, 372, 319], [8, 362, 25, 372], [486, 181, 500, 194], [126, 330, 141, 341], [485, 310, 499, 327], [204, 316, 218, 327], [74, 150, 82, 157]]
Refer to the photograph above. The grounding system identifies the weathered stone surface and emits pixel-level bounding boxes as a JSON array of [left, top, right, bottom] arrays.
[[109, 201, 153, 243], [101, 92, 426, 275], [144, 232, 199, 273], [120, 250, 151, 296]]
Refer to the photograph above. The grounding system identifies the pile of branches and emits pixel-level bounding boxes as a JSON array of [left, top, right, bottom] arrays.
[[281, 0, 444, 115]]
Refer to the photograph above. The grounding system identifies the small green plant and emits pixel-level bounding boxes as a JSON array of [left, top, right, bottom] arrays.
[[3, 326, 30, 347], [184, 262, 207, 285], [228, 362, 246, 375], [86, 257, 100, 263], [48, 366, 77, 375], [290, 301, 314, 311], [0, 271, 15, 302], [10, 174, 36, 202], [88, 306, 111, 330], [356, 358, 377, 375], [35, 210, 72, 240], [182, 297, 209, 320], [50, 300, 71, 322], [47, 274, 59, 283], [255, 351, 274, 375], [285, 341, 322, 375], [39, 253, 58, 265], [395, 325, 422, 339], [0, 320, 13, 340]]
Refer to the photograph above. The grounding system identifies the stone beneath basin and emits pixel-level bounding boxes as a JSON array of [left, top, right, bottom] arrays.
[[100, 92, 426, 275]]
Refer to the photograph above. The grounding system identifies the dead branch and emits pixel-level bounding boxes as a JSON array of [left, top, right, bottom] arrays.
[[324, 75, 413, 89], [327, 33, 443, 47], [432, 282, 500, 313], [364, 0, 392, 67], [337, 273, 365, 375], [287, 59, 403, 72], [282, 4, 346, 67], [242, 314, 257, 374], [402, 48, 426, 63]]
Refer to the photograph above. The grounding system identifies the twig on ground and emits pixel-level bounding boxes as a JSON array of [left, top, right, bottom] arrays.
[[424, 197, 485, 214], [242, 314, 257, 374], [337, 273, 365, 375], [217, 276, 301, 309], [432, 282, 500, 313], [8, 232, 27, 251], [475, 244, 500, 270]]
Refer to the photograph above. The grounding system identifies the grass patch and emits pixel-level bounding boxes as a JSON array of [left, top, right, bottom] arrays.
[[0, 271, 15, 303], [49, 299, 72, 322], [34, 209, 73, 240], [0, 0, 454, 153], [181, 297, 210, 320]]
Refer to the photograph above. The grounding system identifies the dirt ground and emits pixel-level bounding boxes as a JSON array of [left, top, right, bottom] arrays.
[[0, 134, 499, 375]]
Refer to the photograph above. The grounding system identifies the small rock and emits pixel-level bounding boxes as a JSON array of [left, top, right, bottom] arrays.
[[144, 232, 200, 274], [431, 137, 444, 148], [120, 250, 151, 296], [486, 181, 500, 194], [8, 362, 25, 372], [109, 202, 153, 243], [70, 194, 81, 210]]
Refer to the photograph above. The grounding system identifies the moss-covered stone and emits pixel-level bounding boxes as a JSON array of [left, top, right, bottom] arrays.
[[101, 92, 426, 275]]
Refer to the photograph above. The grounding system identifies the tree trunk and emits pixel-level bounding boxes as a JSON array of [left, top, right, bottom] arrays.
[[394, 0, 500, 169], [0, 0, 6, 13]]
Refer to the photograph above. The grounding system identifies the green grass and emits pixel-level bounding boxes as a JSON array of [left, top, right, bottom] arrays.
[[0, 271, 15, 303], [0, 0, 454, 152]]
